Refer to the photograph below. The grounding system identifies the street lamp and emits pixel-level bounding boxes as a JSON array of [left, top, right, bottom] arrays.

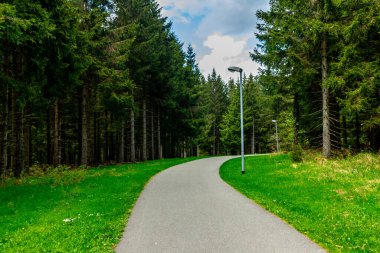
[[272, 120, 279, 152], [228, 66, 245, 174]]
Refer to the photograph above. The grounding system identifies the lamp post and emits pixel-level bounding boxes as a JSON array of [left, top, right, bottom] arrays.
[[272, 119, 279, 152], [228, 66, 245, 174], [252, 115, 255, 154]]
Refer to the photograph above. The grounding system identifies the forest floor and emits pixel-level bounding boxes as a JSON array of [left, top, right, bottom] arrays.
[[220, 152, 380, 253], [0, 157, 202, 252]]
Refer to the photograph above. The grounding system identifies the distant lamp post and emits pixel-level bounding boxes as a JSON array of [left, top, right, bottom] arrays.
[[228, 66, 245, 174], [272, 119, 280, 152]]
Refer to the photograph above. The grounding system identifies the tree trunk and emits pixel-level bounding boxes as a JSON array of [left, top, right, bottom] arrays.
[[119, 121, 125, 163], [6, 90, 12, 174], [142, 99, 147, 161], [294, 92, 300, 145], [98, 114, 102, 164], [184, 141, 187, 158], [93, 112, 98, 164], [110, 119, 114, 162], [331, 100, 341, 150], [321, 35, 331, 158], [213, 122, 216, 156], [53, 99, 62, 165], [104, 111, 109, 163], [342, 116, 347, 148], [130, 106, 136, 162], [151, 108, 154, 160], [61, 121, 67, 164], [28, 116, 32, 167], [78, 95, 82, 164], [251, 115, 255, 154], [88, 93, 94, 165], [46, 108, 52, 164], [15, 107, 25, 178], [10, 91, 17, 174], [355, 113, 361, 150], [158, 110, 162, 159], [1, 85, 9, 178], [24, 106, 31, 172], [1, 42, 9, 177], [81, 84, 88, 165], [96, 112, 101, 164]]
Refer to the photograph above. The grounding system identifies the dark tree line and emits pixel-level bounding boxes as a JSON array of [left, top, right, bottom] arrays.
[[0, 0, 202, 178], [252, 0, 380, 157]]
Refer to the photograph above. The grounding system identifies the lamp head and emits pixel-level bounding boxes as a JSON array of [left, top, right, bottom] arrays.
[[228, 66, 243, 73], [272, 120, 277, 123]]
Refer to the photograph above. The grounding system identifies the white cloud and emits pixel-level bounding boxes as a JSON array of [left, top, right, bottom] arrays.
[[156, 0, 269, 81], [199, 34, 259, 81]]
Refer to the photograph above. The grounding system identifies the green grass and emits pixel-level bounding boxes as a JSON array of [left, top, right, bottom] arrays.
[[220, 153, 380, 253], [0, 157, 201, 252]]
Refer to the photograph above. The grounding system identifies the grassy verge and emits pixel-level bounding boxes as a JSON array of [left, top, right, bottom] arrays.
[[0, 157, 201, 252], [220, 153, 380, 253]]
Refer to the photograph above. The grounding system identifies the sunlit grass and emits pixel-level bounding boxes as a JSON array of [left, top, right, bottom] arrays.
[[220, 153, 380, 253], [0, 157, 201, 252]]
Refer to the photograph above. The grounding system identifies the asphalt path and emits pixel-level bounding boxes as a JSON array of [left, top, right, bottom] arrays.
[[115, 156, 325, 253]]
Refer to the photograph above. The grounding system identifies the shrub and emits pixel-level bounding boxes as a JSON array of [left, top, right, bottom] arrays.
[[290, 144, 304, 163], [26, 164, 72, 177]]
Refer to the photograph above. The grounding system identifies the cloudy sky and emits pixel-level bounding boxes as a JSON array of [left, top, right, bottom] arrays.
[[156, 0, 269, 81]]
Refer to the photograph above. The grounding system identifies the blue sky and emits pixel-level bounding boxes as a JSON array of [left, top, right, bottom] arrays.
[[156, 0, 269, 81]]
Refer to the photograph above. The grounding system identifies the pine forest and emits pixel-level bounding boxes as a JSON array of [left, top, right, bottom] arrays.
[[1, 0, 380, 178]]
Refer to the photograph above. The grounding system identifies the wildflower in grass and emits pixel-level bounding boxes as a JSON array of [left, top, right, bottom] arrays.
[[63, 218, 75, 223]]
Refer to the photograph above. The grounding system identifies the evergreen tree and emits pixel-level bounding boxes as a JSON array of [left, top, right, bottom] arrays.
[[220, 80, 241, 154], [199, 69, 228, 155], [1, 1, 54, 176]]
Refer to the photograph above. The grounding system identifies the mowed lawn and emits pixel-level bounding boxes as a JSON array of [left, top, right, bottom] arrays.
[[220, 153, 380, 253], [0, 157, 200, 252]]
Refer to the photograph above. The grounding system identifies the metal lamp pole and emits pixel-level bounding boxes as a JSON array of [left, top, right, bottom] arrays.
[[228, 66, 245, 174], [272, 119, 279, 152]]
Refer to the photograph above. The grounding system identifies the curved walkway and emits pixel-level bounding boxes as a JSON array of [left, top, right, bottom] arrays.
[[116, 157, 325, 253]]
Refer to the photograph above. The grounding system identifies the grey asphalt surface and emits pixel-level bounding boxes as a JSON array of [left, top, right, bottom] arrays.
[[115, 156, 326, 253]]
